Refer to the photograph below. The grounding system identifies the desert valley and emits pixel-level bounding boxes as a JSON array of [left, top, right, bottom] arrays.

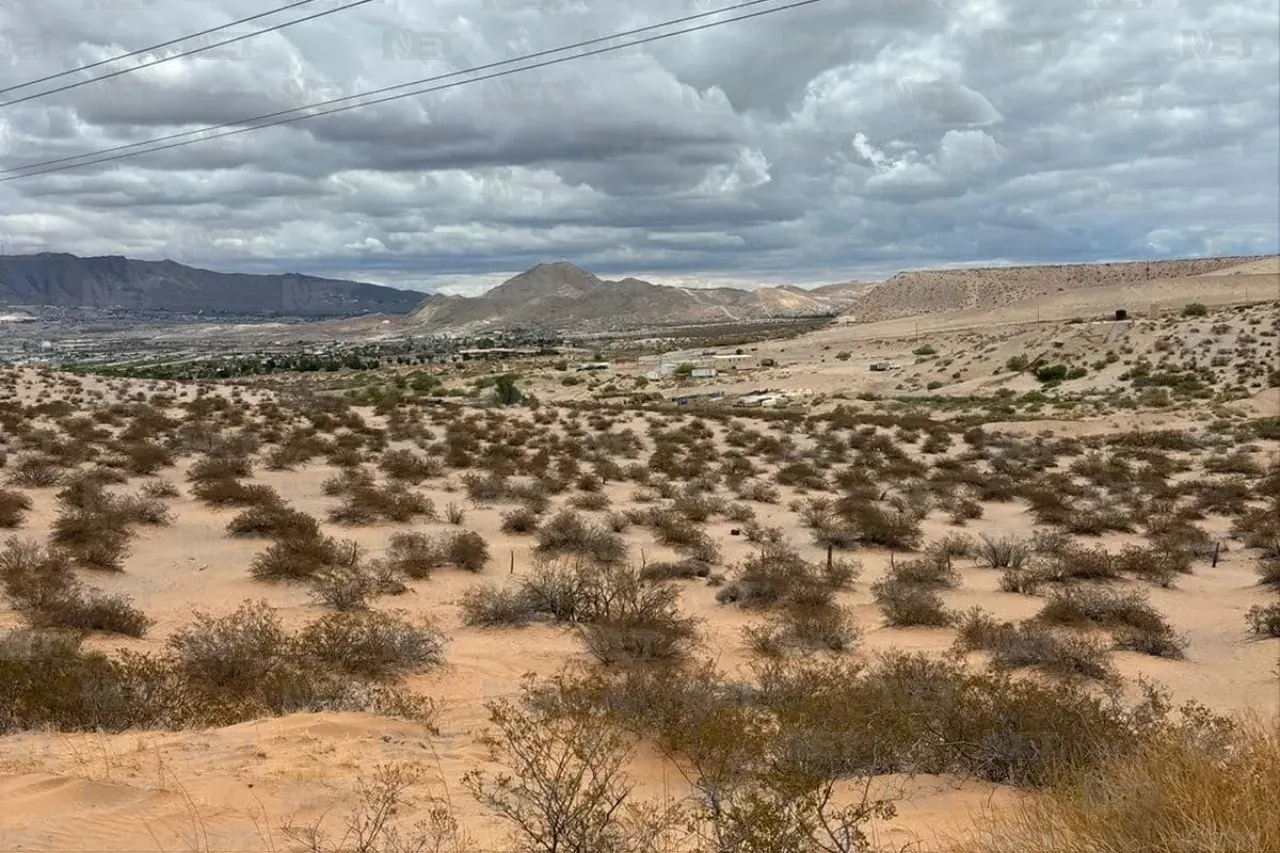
[[0, 253, 1278, 852]]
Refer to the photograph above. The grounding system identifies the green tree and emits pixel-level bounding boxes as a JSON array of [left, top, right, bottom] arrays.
[[494, 374, 522, 406]]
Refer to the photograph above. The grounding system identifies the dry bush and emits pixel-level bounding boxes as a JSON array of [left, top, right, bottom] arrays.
[[715, 542, 857, 609], [871, 578, 954, 627], [249, 533, 358, 582], [500, 506, 540, 534], [191, 477, 282, 508], [187, 455, 253, 482], [1113, 543, 1193, 587], [309, 560, 381, 612], [445, 530, 490, 573], [1035, 587, 1189, 659], [1257, 558, 1280, 588], [882, 552, 961, 589], [744, 596, 860, 657], [0, 538, 150, 637], [382, 532, 443, 580], [378, 448, 443, 483], [568, 491, 611, 512], [1245, 601, 1280, 637], [1038, 544, 1122, 583], [281, 763, 474, 853], [5, 454, 62, 487], [640, 558, 712, 582], [976, 534, 1030, 569], [958, 720, 1280, 853], [461, 559, 699, 665], [837, 499, 924, 549], [49, 508, 134, 572], [226, 503, 321, 539], [0, 488, 32, 528], [139, 477, 180, 499], [328, 482, 435, 525], [459, 584, 540, 627], [954, 610, 1118, 682], [578, 568, 700, 666], [445, 501, 466, 525], [535, 509, 628, 566], [296, 609, 446, 681]]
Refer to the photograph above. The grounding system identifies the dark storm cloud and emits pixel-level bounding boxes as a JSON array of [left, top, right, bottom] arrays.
[[0, 0, 1275, 294]]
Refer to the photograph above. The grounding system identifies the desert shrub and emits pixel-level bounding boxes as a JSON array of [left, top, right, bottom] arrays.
[[1113, 543, 1192, 587], [445, 501, 466, 525], [1032, 586, 1187, 660], [445, 530, 490, 572], [459, 584, 540, 627], [715, 542, 857, 609], [0, 488, 32, 528], [958, 718, 1280, 853], [1, 538, 150, 637], [328, 483, 434, 525], [578, 569, 700, 666], [4, 454, 62, 488], [187, 455, 252, 482], [956, 611, 1118, 681], [167, 600, 290, 692], [883, 553, 961, 589], [120, 440, 174, 475], [49, 508, 133, 572], [139, 478, 180, 499], [1257, 558, 1280, 588], [309, 561, 380, 611], [999, 567, 1046, 595], [226, 503, 321, 539], [461, 471, 509, 503], [736, 480, 780, 503], [382, 532, 443, 580], [296, 610, 446, 680], [745, 597, 860, 656], [977, 534, 1030, 569], [838, 500, 924, 549], [1039, 544, 1121, 583], [28, 587, 152, 637], [568, 491, 611, 512], [500, 506, 540, 534], [604, 511, 631, 533], [871, 578, 953, 627], [249, 533, 357, 582], [1245, 601, 1280, 637], [191, 477, 282, 508], [534, 509, 628, 566], [378, 449, 442, 483], [1181, 301, 1208, 317], [639, 558, 712, 581]]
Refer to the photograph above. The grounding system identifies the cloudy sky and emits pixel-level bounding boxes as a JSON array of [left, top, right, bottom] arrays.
[[0, 0, 1276, 295]]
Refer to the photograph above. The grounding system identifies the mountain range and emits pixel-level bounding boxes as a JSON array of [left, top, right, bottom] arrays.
[[0, 253, 425, 317], [408, 262, 870, 332], [0, 253, 872, 329]]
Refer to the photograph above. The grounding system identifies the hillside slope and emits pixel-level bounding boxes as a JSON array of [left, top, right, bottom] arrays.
[[410, 262, 867, 332], [0, 253, 426, 317]]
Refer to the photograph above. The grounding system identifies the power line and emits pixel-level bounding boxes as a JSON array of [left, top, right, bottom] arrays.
[[0, 0, 377, 108], [0, 0, 328, 97], [0, 0, 825, 182]]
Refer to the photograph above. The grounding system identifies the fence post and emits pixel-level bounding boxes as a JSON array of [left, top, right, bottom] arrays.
[[1211, 541, 1221, 568], [510, 550, 514, 575], [827, 544, 833, 570]]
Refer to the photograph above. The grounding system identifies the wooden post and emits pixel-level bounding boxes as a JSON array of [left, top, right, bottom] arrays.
[[510, 551, 514, 575], [890, 551, 895, 569], [827, 544, 833, 570], [1211, 541, 1221, 568]]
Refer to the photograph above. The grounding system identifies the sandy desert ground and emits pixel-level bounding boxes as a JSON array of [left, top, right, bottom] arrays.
[[0, 263, 1277, 853]]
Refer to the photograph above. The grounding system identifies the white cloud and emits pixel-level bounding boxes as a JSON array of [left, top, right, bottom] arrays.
[[0, 0, 1273, 291]]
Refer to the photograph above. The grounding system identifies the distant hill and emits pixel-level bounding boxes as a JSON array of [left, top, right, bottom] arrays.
[[0, 253, 426, 317], [409, 262, 871, 332], [847, 256, 1277, 323]]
